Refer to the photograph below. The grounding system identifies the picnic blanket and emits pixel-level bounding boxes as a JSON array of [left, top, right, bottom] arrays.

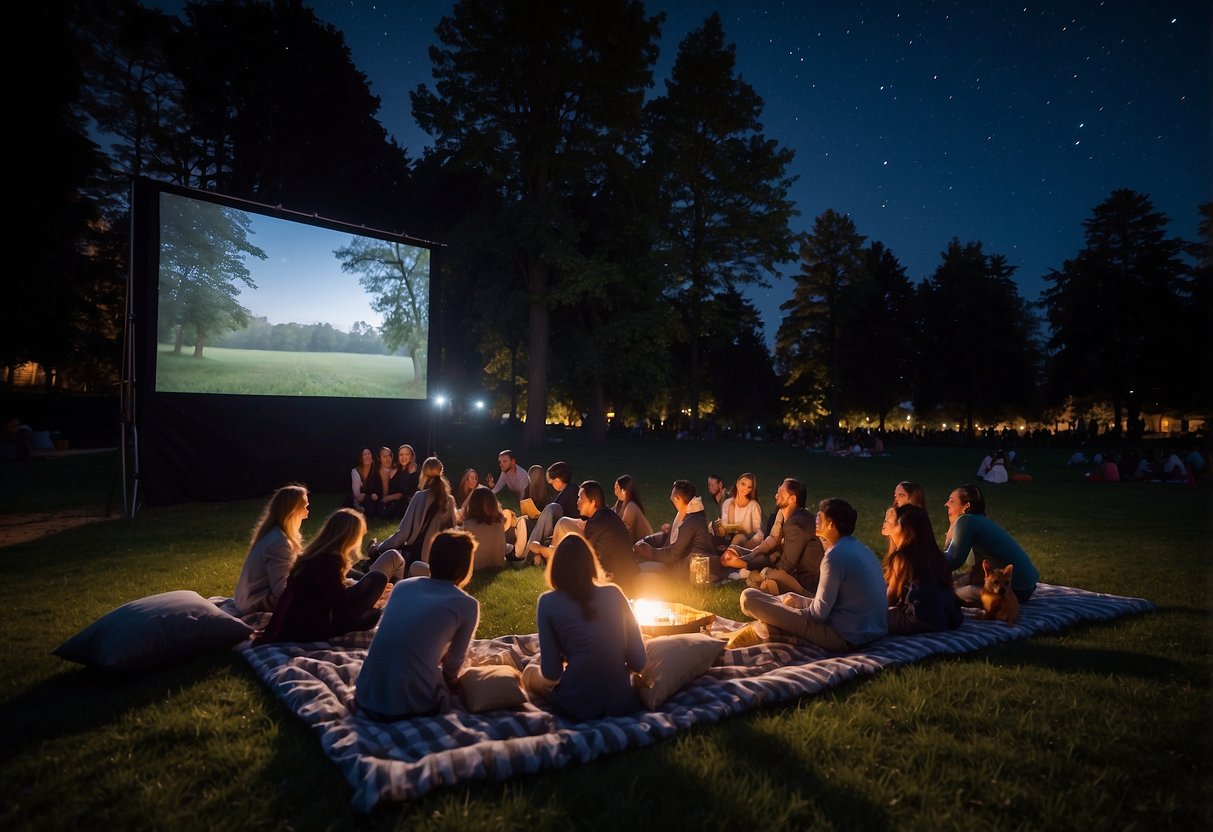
[[232, 583, 1153, 811]]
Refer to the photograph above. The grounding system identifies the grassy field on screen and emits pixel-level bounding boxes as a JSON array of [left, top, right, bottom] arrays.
[[154, 345, 424, 398]]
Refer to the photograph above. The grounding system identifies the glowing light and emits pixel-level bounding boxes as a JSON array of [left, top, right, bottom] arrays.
[[474, 400, 485, 410], [434, 395, 447, 407]]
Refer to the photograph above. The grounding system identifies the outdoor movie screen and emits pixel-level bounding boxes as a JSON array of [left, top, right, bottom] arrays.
[[153, 189, 430, 400]]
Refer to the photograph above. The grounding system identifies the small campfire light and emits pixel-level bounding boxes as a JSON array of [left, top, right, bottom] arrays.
[[629, 598, 716, 636]]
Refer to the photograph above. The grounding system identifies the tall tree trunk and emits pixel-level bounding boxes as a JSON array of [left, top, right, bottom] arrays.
[[688, 299, 701, 434], [522, 263, 549, 449], [587, 377, 607, 444], [508, 342, 519, 424]]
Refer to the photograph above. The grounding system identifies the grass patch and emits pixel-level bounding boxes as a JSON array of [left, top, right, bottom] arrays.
[[1, 436, 1210, 830], [154, 345, 424, 398]]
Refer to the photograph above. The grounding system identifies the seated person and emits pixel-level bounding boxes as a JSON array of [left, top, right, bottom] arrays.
[[883, 504, 963, 635], [540, 480, 638, 592], [713, 472, 764, 549], [723, 478, 823, 595], [980, 451, 1009, 484], [365, 447, 408, 520], [346, 448, 375, 512], [892, 481, 927, 509], [943, 484, 1039, 604], [633, 480, 717, 578], [371, 457, 457, 567], [257, 509, 402, 644], [731, 498, 888, 652], [453, 468, 480, 521], [1186, 447, 1206, 479], [488, 449, 530, 503], [396, 444, 422, 506], [522, 534, 646, 720], [612, 474, 654, 542], [705, 473, 729, 522], [459, 486, 527, 571], [1162, 450, 1189, 481], [234, 484, 309, 615], [524, 461, 578, 564], [355, 530, 480, 721], [1133, 451, 1157, 480], [1084, 453, 1121, 482]]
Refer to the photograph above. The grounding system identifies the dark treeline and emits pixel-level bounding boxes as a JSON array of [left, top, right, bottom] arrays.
[[9, 0, 1210, 444], [204, 318, 395, 356]]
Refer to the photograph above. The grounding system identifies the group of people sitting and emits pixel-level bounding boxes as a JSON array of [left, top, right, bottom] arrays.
[[232, 452, 1039, 723], [1078, 446, 1204, 483]]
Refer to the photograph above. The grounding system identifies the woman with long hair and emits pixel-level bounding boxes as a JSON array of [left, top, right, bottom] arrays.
[[521, 534, 646, 720], [716, 472, 764, 549], [459, 485, 527, 570], [892, 481, 927, 509], [366, 447, 405, 519], [612, 474, 653, 543], [257, 509, 402, 643], [397, 444, 422, 504], [454, 468, 479, 520], [347, 448, 374, 512], [356, 530, 480, 720], [372, 456, 457, 566], [527, 464, 550, 511], [883, 504, 962, 634], [234, 484, 310, 615]]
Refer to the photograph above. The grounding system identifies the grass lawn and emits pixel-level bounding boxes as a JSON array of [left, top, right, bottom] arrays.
[[1, 434, 1210, 831], [154, 345, 424, 399]]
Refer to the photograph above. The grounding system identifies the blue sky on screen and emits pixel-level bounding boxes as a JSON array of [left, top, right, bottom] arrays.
[[239, 213, 387, 333]]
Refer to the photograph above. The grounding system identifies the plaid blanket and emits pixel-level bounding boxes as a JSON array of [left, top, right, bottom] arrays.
[[232, 583, 1153, 811]]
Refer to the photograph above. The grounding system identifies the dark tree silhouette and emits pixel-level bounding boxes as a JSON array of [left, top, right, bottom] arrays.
[[646, 12, 797, 432], [1042, 189, 1192, 424], [412, 0, 662, 447], [838, 242, 918, 430], [916, 240, 1041, 434], [776, 209, 868, 428]]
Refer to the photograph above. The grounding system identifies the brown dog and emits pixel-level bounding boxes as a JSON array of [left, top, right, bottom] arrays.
[[980, 559, 1019, 625]]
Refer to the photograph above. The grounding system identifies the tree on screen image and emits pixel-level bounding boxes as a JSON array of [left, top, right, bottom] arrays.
[[158, 199, 267, 358], [335, 239, 430, 381]]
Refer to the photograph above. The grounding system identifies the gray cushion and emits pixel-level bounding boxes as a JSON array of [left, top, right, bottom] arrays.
[[53, 590, 253, 670]]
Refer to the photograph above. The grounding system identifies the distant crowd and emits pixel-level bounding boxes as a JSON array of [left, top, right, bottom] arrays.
[[228, 446, 1041, 723]]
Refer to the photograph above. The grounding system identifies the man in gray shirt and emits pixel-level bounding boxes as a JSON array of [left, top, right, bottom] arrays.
[[489, 449, 529, 501]]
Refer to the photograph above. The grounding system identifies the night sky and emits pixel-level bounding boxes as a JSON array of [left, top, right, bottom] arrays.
[[151, 1, 1212, 340]]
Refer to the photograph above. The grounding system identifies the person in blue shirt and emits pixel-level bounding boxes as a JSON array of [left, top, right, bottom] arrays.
[[522, 533, 646, 720], [943, 483, 1039, 604], [732, 498, 887, 652]]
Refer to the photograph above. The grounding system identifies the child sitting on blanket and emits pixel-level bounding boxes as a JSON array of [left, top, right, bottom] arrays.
[[355, 530, 480, 721], [523, 533, 647, 720]]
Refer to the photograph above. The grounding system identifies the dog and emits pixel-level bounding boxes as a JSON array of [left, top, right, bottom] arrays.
[[979, 559, 1019, 626]]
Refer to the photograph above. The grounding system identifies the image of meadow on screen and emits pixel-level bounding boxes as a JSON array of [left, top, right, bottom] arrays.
[[154, 192, 430, 399]]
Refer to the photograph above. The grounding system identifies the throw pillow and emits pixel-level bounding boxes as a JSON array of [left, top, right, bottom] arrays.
[[634, 632, 725, 710], [460, 665, 526, 712], [52, 590, 254, 671]]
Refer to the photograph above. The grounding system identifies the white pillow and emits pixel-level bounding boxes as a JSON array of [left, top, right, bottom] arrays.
[[53, 590, 253, 671]]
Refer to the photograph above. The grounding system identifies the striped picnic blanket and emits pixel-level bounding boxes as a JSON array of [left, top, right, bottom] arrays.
[[234, 583, 1153, 811]]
